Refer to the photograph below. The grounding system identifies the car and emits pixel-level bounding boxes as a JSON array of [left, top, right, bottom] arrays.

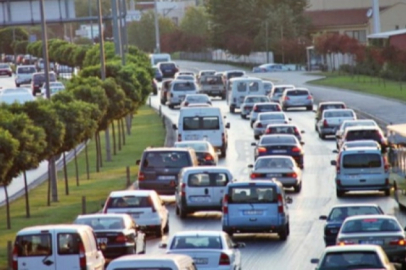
[[135, 147, 199, 194], [161, 230, 244, 270], [333, 140, 381, 153], [184, 103, 212, 108], [180, 94, 212, 107], [152, 66, 163, 82], [102, 190, 169, 237], [157, 61, 179, 78], [252, 63, 284, 73], [40, 81, 65, 97], [106, 254, 196, 270], [319, 204, 384, 246], [269, 84, 295, 103], [280, 88, 313, 111], [31, 71, 57, 96], [222, 70, 246, 99], [15, 65, 36, 86], [336, 215, 406, 267], [248, 155, 302, 192], [240, 95, 270, 119], [55, 64, 74, 75], [314, 101, 347, 129], [0, 88, 35, 104], [249, 102, 282, 127], [263, 80, 274, 95], [23, 54, 37, 65], [0, 63, 12, 77], [197, 70, 216, 80], [263, 123, 305, 144], [252, 134, 304, 167], [160, 78, 173, 105], [152, 78, 158, 95], [166, 80, 198, 109], [174, 140, 218, 166], [175, 166, 233, 218], [222, 180, 293, 239], [175, 71, 195, 77], [310, 245, 396, 270], [227, 77, 266, 113], [36, 59, 55, 72], [198, 74, 225, 99], [252, 112, 291, 140], [340, 126, 388, 152], [73, 213, 146, 260], [175, 75, 196, 83], [335, 119, 379, 149], [316, 109, 357, 139]]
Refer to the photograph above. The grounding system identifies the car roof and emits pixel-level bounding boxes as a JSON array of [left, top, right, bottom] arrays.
[[76, 213, 129, 219], [331, 203, 380, 209], [324, 244, 382, 252], [255, 155, 294, 161], [143, 147, 191, 152], [345, 126, 380, 131], [323, 108, 354, 113], [172, 230, 224, 237], [230, 76, 260, 82], [108, 190, 156, 197], [254, 102, 279, 106], [319, 101, 346, 105], [109, 254, 193, 263], [261, 134, 297, 139], [285, 88, 309, 92], [343, 214, 395, 222], [18, 224, 91, 234], [182, 166, 231, 173], [339, 147, 382, 154], [227, 179, 282, 188]]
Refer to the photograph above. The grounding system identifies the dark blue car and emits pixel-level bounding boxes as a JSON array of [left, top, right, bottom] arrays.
[[251, 134, 304, 168], [319, 204, 384, 246], [153, 67, 163, 82]]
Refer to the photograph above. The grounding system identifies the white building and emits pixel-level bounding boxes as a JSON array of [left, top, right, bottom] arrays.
[[75, 24, 104, 40]]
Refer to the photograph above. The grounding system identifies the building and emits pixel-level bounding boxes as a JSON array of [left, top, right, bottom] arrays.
[[307, 0, 406, 11], [368, 29, 406, 50]]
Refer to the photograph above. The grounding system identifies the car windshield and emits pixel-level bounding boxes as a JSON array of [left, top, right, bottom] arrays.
[[320, 251, 383, 269], [328, 206, 381, 221], [245, 97, 268, 103], [321, 104, 345, 111], [260, 136, 297, 145], [255, 158, 293, 169], [170, 236, 223, 249], [342, 153, 382, 168], [229, 186, 277, 203], [173, 82, 195, 91], [187, 173, 229, 187], [0, 95, 34, 104], [255, 104, 280, 112], [142, 151, 191, 168], [160, 63, 175, 69], [0, 64, 9, 69], [183, 116, 219, 130], [18, 67, 36, 73], [74, 217, 125, 230], [341, 218, 401, 233], [107, 195, 153, 209], [259, 114, 285, 120], [346, 130, 381, 141], [266, 126, 298, 135], [175, 142, 208, 152], [227, 72, 244, 79], [324, 111, 354, 118]]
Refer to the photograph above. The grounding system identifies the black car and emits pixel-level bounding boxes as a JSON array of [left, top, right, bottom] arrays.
[[319, 204, 384, 246], [73, 213, 146, 260], [31, 72, 57, 95], [153, 67, 163, 82], [157, 62, 179, 78], [251, 134, 304, 168]]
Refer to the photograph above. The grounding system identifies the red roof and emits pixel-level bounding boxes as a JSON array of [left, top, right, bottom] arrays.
[[135, 3, 154, 11], [305, 7, 388, 28]]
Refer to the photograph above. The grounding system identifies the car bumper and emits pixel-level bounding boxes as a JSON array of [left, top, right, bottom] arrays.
[[282, 101, 313, 107], [336, 183, 390, 192], [275, 177, 300, 187], [384, 249, 406, 263], [254, 128, 266, 136], [223, 225, 285, 234], [102, 244, 135, 259], [139, 181, 177, 194], [319, 127, 338, 135], [324, 235, 338, 246], [0, 71, 11, 76]]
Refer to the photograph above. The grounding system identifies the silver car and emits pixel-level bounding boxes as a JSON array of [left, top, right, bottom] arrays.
[[336, 215, 406, 267], [269, 84, 295, 102], [335, 119, 378, 149], [333, 140, 381, 153], [240, 95, 270, 119], [253, 112, 291, 139], [280, 88, 314, 111], [180, 94, 211, 107], [250, 102, 281, 127], [263, 81, 273, 96]]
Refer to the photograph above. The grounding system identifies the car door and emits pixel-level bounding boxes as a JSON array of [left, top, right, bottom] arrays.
[[85, 230, 105, 269], [54, 231, 82, 270], [235, 81, 248, 108], [210, 171, 230, 207]]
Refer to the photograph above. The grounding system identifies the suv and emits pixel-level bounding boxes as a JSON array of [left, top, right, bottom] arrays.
[[136, 147, 199, 194], [280, 88, 313, 111], [314, 101, 346, 130], [157, 62, 179, 78], [222, 180, 293, 240], [340, 126, 388, 152], [31, 72, 57, 95]]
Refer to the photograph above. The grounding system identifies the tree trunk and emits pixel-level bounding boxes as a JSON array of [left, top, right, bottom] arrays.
[[74, 147, 79, 186], [23, 171, 30, 218], [49, 157, 58, 202], [4, 186, 11, 229], [95, 133, 100, 173], [63, 152, 69, 195], [47, 167, 51, 206], [98, 132, 103, 167], [117, 119, 122, 151], [112, 121, 117, 155], [85, 142, 90, 180], [105, 125, 112, 162], [121, 118, 126, 145], [126, 114, 132, 135]]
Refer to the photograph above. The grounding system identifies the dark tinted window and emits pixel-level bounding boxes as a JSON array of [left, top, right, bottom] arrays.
[[183, 116, 220, 130], [256, 104, 280, 112], [57, 233, 81, 255], [229, 186, 277, 203], [227, 72, 244, 79], [245, 97, 268, 103], [33, 73, 56, 82], [15, 234, 52, 256], [142, 151, 192, 168], [321, 252, 383, 268], [173, 82, 195, 91], [286, 90, 309, 96], [18, 67, 36, 74], [107, 196, 152, 209], [342, 218, 401, 233], [260, 136, 297, 144], [160, 63, 176, 69], [274, 87, 290, 94], [342, 153, 382, 168], [320, 104, 345, 111], [346, 130, 381, 141], [74, 217, 126, 230], [267, 126, 298, 135], [201, 76, 222, 85], [171, 236, 223, 249], [328, 206, 381, 221], [187, 173, 229, 187]]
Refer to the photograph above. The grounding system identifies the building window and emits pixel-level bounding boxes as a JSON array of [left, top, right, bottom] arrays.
[[344, 30, 367, 43]]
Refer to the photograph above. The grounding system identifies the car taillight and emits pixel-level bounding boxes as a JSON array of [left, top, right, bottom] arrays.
[[205, 154, 213, 161], [12, 244, 18, 270], [292, 147, 301, 152], [178, 134, 182, 142], [257, 122, 263, 128], [323, 119, 328, 127], [222, 195, 229, 214], [250, 173, 262, 179], [265, 129, 271, 134], [181, 183, 186, 197], [286, 172, 297, 178], [219, 252, 230, 265], [277, 194, 283, 213], [184, 102, 189, 106], [284, 96, 289, 101], [253, 106, 258, 112], [337, 240, 355, 246], [138, 172, 145, 181], [307, 95, 313, 100], [390, 239, 406, 246], [79, 242, 86, 269], [115, 233, 127, 243], [258, 147, 267, 153]]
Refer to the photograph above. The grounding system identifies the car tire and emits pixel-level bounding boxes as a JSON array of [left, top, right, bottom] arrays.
[[221, 94, 226, 100], [336, 189, 344, 197], [179, 206, 188, 219], [384, 189, 390, 196], [220, 145, 227, 158], [294, 182, 302, 193], [318, 132, 325, 140], [278, 224, 288, 241], [168, 104, 174, 109], [229, 106, 235, 113], [163, 220, 169, 234], [306, 106, 312, 111], [160, 99, 165, 105], [254, 135, 259, 140]]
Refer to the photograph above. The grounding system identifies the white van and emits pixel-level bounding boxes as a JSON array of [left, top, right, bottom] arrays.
[[173, 107, 230, 157], [227, 77, 266, 113], [150, 53, 171, 66], [106, 254, 196, 270], [12, 224, 105, 270], [166, 79, 198, 109]]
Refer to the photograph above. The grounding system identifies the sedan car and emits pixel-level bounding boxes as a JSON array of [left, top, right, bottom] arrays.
[[40, 81, 65, 97], [248, 155, 302, 192], [73, 213, 146, 260], [264, 124, 305, 144], [161, 231, 245, 270], [174, 140, 218, 166], [336, 215, 406, 267], [310, 245, 396, 270], [157, 62, 179, 78], [252, 134, 304, 167], [333, 140, 381, 153], [335, 119, 379, 149], [319, 204, 384, 246], [269, 84, 295, 103], [252, 63, 284, 73], [252, 112, 291, 139], [240, 95, 270, 119], [0, 63, 12, 77], [249, 102, 281, 127], [180, 94, 212, 107]]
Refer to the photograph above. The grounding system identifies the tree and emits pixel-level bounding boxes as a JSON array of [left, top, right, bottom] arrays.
[[74, 0, 111, 18], [180, 6, 209, 38], [12, 41, 29, 55], [0, 128, 19, 185], [0, 27, 28, 54], [82, 42, 117, 67]]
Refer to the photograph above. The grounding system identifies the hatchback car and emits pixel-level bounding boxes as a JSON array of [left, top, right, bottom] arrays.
[[340, 126, 388, 152], [336, 215, 406, 267], [240, 95, 270, 119], [249, 102, 281, 127], [252, 134, 304, 167], [252, 112, 291, 140], [314, 101, 347, 130], [269, 84, 295, 103], [280, 88, 313, 111], [248, 156, 302, 192], [0, 63, 12, 77], [180, 94, 212, 107], [174, 140, 218, 166], [319, 204, 384, 246], [264, 124, 305, 144], [157, 62, 179, 78], [335, 119, 379, 149], [153, 66, 163, 82]]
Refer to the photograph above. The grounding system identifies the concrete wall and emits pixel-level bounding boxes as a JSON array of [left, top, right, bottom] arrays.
[[307, 0, 406, 11]]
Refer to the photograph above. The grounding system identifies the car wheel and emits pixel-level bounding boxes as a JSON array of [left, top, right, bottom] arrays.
[[160, 99, 165, 105], [318, 132, 325, 140], [221, 94, 226, 100], [163, 220, 169, 234], [306, 106, 312, 111], [278, 224, 288, 241], [254, 135, 259, 140], [168, 104, 174, 109], [384, 189, 390, 196], [229, 106, 235, 113], [179, 206, 188, 219], [294, 182, 302, 193], [156, 226, 163, 238], [250, 122, 254, 128], [220, 145, 227, 158], [336, 189, 344, 197]]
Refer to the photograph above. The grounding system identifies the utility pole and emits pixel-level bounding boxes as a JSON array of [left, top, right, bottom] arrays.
[[40, 0, 58, 202], [119, 0, 128, 65], [372, 0, 381, 33], [154, 0, 161, 53], [265, 21, 269, 63], [88, 0, 94, 41], [111, 0, 122, 56]]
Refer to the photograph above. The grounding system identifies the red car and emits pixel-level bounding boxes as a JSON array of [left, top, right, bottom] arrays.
[[0, 63, 12, 77]]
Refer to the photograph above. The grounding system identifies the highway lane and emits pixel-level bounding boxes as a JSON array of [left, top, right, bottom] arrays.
[[146, 61, 403, 270]]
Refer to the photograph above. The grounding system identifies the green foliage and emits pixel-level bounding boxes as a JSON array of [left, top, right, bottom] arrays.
[[72, 45, 90, 68], [74, 0, 110, 17], [48, 39, 70, 63], [82, 42, 117, 67], [74, 37, 93, 45], [0, 27, 28, 54], [180, 6, 209, 37], [99, 78, 128, 129], [12, 41, 29, 55], [0, 128, 19, 185]]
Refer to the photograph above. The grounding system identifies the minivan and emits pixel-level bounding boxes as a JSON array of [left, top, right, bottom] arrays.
[[106, 254, 196, 270], [15, 65, 36, 87], [222, 180, 293, 240], [12, 224, 105, 270], [330, 148, 390, 197], [227, 77, 266, 113], [166, 79, 198, 109], [173, 107, 230, 157]]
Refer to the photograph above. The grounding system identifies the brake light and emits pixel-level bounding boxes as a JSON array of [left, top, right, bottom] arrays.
[[205, 154, 213, 161], [277, 194, 283, 213], [181, 183, 186, 197], [265, 129, 271, 134], [219, 252, 230, 265], [12, 244, 18, 270], [337, 240, 355, 246], [222, 195, 229, 214], [307, 95, 313, 100], [390, 239, 406, 246], [294, 127, 299, 134], [292, 147, 301, 152], [138, 172, 145, 181], [323, 119, 328, 127], [286, 172, 297, 178], [178, 134, 182, 142], [79, 242, 86, 269], [258, 147, 267, 153], [284, 96, 289, 101], [250, 173, 262, 179], [257, 122, 263, 128], [115, 233, 127, 243], [253, 106, 258, 112]]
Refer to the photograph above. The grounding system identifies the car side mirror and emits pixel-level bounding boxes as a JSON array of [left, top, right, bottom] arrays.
[[172, 124, 177, 130], [159, 242, 167, 249], [225, 123, 230, 129], [319, 215, 327, 220], [336, 135, 341, 139], [286, 196, 293, 204], [301, 130, 305, 134], [300, 141, 305, 145], [310, 258, 319, 264], [248, 164, 253, 168], [233, 242, 245, 248], [136, 159, 141, 165], [330, 160, 337, 166], [251, 142, 257, 146], [288, 118, 292, 121], [332, 150, 338, 153]]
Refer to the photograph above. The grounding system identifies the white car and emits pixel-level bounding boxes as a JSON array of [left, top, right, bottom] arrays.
[[41, 81, 65, 97], [180, 94, 212, 107], [253, 112, 291, 139], [0, 88, 35, 104], [161, 230, 245, 270]]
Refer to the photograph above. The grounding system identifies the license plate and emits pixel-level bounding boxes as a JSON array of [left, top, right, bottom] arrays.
[[244, 210, 263, 215], [190, 196, 210, 202], [97, 238, 107, 244], [359, 240, 383, 245], [267, 173, 282, 177], [159, 175, 176, 180], [273, 150, 287, 153], [186, 135, 199, 140], [194, 258, 208, 264], [348, 175, 359, 179]]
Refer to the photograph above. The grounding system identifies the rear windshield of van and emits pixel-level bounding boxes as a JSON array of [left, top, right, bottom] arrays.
[[229, 186, 277, 203], [18, 66, 36, 74], [346, 130, 381, 141], [227, 72, 244, 79], [183, 116, 220, 130], [342, 153, 382, 168], [245, 97, 268, 103], [15, 234, 52, 256], [188, 173, 229, 187], [142, 151, 192, 168], [201, 76, 222, 85], [173, 82, 195, 91], [286, 90, 308, 96], [107, 196, 153, 208]]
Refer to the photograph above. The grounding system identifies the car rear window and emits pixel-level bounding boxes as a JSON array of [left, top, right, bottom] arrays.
[[227, 72, 244, 79], [273, 87, 290, 94], [245, 97, 268, 103], [229, 186, 277, 203], [187, 173, 229, 187], [343, 142, 379, 149], [33, 73, 56, 82], [107, 195, 153, 209], [342, 121, 376, 130], [142, 151, 192, 168], [170, 236, 223, 249], [346, 130, 381, 141], [18, 67, 36, 74], [183, 116, 219, 130], [173, 82, 195, 91], [15, 233, 52, 256], [324, 111, 354, 118], [255, 158, 293, 169], [342, 153, 382, 168], [342, 218, 401, 233], [256, 104, 280, 112], [286, 90, 308, 96], [266, 126, 298, 135], [260, 136, 296, 144], [320, 104, 345, 111], [0, 64, 9, 69], [249, 82, 260, 92], [160, 63, 175, 69], [328, 206, 381, 221], [321, 252, 382, 268], [259, 113, 285, 120], [57, 233, 81, 255], [74, 217, 126, 230]]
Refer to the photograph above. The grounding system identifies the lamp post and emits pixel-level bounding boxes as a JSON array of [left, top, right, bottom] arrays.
[[154, 0, 161, 53]]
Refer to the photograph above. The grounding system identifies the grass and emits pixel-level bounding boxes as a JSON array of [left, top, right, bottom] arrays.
[[0, 106, 165, 269], [307, 72, 406, 102]]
